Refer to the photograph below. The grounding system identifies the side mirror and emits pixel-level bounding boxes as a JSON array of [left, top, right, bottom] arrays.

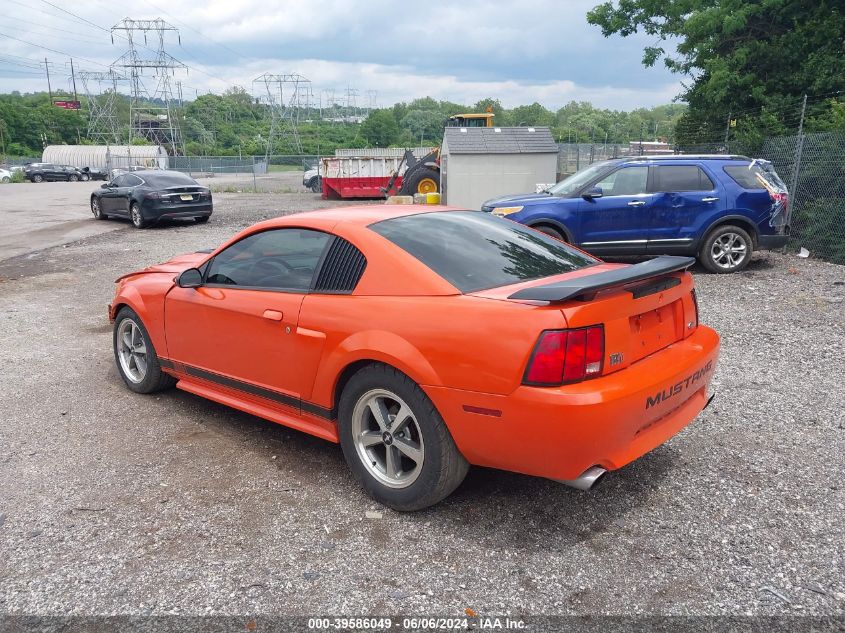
[[177, 268, 203, 289], [101, 182, 112, 189], [582, 186, 603, 200]]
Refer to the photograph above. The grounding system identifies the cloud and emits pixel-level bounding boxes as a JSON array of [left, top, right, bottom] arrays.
[[0, 0, 681, 110]]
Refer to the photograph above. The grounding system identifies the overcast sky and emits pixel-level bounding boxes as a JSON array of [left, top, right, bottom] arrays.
[[0, 0, 681, 110]]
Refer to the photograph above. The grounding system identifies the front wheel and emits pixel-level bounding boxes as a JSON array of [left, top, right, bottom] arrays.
[[113, 307, 176, 394], [91, 197, 107, 220], [130, 202, 147, 229], [699, 225, 753, 273], [308, 176, 322, 193], [31, 174, 43, 183], [80, 174, 90, 182], [533, 224, 565, 241], [338, 365, 468, 511], [68, 174, 79, 182], [400, 167, 439, 196]]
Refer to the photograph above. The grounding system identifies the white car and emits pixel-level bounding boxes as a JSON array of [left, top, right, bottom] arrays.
[[0, 168, 12, 183]]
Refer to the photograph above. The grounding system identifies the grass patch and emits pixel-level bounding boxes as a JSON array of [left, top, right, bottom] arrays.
[[210, 185, 297, 194], [267, 165, 304, 173]]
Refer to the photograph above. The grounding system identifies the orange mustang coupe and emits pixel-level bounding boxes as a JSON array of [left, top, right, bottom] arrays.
[[110, 206, 719, 510]]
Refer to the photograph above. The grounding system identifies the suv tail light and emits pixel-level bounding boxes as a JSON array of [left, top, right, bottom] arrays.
[[770, 190, 788, 212], [145, 191, 161, 200], [523, 326, 604, 386]]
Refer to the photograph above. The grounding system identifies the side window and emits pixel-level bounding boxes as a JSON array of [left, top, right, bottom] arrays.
[[654, 165, 714, 192], [594, 166, 648, 196], [112, 175, 128, 187], [125, 174, 143, 187], [206, 228, 332, 291]]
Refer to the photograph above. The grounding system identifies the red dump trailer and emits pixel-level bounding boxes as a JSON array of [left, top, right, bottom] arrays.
[[321, 148, 435, 199]]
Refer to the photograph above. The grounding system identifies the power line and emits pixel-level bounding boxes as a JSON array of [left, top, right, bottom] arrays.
[[0, 31, 109, 68]]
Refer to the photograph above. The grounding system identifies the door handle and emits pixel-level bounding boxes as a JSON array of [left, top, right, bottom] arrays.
[[702, 197, 719, 203], [627, 200, 646, 207], [262, 309, 284, 321]]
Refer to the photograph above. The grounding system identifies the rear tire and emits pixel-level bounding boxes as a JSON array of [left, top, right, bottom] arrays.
[[80, 174, 90, 182], [113, 307, 176, 394], [130, 202, 147, 229], [400, 167, 439, 196], [338, 364, 468, 511], [32, 174, 43, 183], [308, 176, 322, 193], [699, 224, 752, 273], [68, 174, 79, 182]]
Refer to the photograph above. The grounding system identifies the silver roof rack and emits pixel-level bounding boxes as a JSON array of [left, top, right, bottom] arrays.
[[621, 154, 751, 161]]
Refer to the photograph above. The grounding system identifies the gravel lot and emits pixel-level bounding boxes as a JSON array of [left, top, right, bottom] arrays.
[[0, 191, 842, 620]]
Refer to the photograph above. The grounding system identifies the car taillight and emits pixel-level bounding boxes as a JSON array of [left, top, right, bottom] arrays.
[[770, 190, 788, 212], [145, 191, 161, 199], [523, 326, 604, 386], [691, 289, 700, 327]]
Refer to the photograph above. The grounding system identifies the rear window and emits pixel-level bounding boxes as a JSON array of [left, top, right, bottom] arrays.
[[142, 171, 198, 187], [652, 165, 714, 191], [370, 211, 597, 293], [724, 163, 787, 191]]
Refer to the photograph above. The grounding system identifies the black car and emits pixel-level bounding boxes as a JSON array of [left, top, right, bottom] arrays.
[[80, 166, 109, 181], [90, 170, 213, 229], [25, 163, 86, 182]]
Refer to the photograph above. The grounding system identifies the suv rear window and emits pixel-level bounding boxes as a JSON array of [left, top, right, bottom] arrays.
[[370, 211, 597, 293], [652, 165, 714, 191], [724, 162, 787, 192]]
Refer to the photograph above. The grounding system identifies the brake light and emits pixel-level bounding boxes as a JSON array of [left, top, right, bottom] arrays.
[[770, 190, 788, 212], [523, 326, 604, 386], [145, 191, 161, 199]]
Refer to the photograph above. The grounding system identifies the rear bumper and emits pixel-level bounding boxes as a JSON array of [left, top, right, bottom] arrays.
[[757, 232, 789, 250], [425, 325, 720, 481], [142, 201, 213, 220]]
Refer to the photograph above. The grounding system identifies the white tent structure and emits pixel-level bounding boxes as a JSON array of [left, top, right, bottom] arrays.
[[42, 145, 168, 170]]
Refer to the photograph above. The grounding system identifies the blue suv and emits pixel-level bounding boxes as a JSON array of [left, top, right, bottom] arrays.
[[481, 155, 790, 273]]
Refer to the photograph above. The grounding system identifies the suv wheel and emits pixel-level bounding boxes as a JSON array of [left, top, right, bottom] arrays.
[[31, 174, 43, 183], [700, 225, 753, 273], [338, 365, 469, 511]]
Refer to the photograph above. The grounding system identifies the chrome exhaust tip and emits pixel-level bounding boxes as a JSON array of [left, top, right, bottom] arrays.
[[556, 465, 608, 491]]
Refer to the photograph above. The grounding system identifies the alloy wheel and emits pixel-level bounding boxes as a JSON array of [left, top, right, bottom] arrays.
[[710, 232, 748, 270], [351, 389, 425, 489], [116, 318, 148, 383], [131, 205, 142, 227], [91, 199, 101, 218]]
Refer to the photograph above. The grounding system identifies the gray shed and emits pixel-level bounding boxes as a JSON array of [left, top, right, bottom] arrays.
[[440, 127, 558, 210]]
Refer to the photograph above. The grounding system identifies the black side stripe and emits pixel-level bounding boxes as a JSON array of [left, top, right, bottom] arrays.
[[160, 358, 336, 420]]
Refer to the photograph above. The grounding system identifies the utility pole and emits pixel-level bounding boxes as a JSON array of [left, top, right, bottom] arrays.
[[724, 111, 732, 146], [788, 94, 808, 228], [69, 58, 78, 102], [44, 58, 53, 103]]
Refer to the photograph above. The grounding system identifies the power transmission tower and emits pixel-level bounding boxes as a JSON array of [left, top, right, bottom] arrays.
[[323, 89, 337, 123], [79, 70, 127, 144], [111, 18, 187, 155], [366, 90, 378, 113], [253, 73, 311, 159], [344, 86, 359, 122]]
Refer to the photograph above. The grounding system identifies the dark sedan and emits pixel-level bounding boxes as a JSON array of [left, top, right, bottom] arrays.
[[90, 170, 213, 229], [25, 163, 86, 182]]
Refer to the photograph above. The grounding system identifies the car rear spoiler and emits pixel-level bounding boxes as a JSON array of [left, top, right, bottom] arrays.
[[508, 256, 696, 302]]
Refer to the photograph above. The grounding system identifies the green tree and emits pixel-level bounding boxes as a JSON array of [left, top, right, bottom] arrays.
[[587, 0, 845, 142], [360, 109, 400, 147]]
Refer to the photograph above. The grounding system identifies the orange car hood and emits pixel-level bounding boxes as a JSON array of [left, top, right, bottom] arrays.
[[115, 252, 207, 282]]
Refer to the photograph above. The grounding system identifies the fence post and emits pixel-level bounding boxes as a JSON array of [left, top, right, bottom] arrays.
[[788, 95, 808, 228], [252, 156, 257, 190]]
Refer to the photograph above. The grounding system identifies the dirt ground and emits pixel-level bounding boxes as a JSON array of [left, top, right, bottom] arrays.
[[0, 190, 842, 620]]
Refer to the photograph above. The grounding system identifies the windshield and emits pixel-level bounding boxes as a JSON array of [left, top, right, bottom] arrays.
[[547, 160, 617, 196], [370, 211, 597, 293]]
